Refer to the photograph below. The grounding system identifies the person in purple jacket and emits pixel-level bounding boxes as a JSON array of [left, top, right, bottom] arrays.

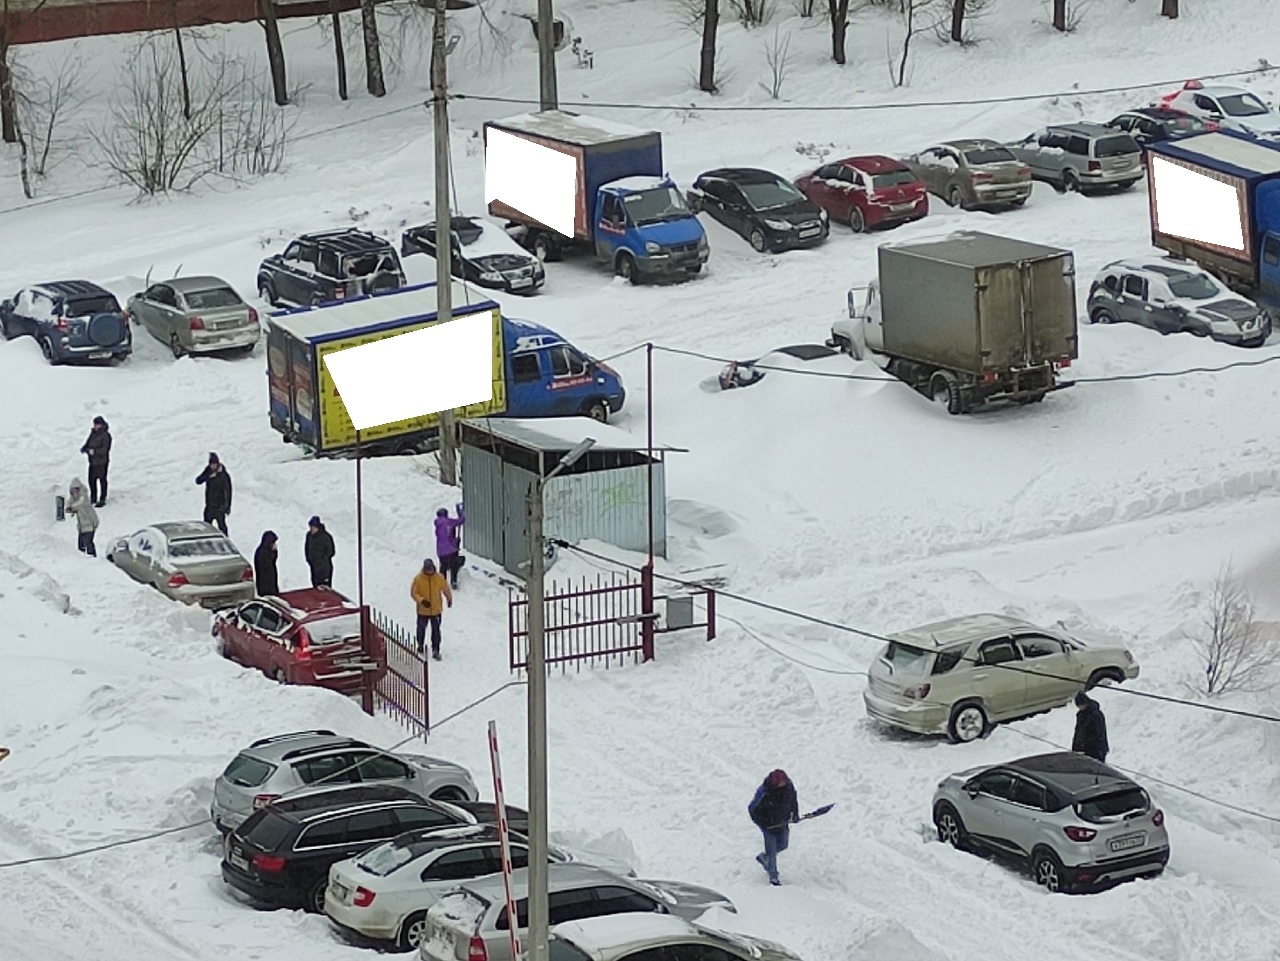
[[435, 503, 465, 590]]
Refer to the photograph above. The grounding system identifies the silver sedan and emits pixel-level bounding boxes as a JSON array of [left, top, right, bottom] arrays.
[[127, 276, 260, 358], [107, 521, 255, 609]]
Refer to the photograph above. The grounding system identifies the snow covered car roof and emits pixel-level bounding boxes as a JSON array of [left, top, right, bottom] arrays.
[[887, 613, 1046, 649]]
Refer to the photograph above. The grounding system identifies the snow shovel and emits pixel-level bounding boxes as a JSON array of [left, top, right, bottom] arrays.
[[55, 494, 66, 522], [766, 804, 835, 830]]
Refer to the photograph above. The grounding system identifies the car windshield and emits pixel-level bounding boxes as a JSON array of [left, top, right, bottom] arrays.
[[871, 170, 918, 188], [357, 839, 423, 876], [222, 753, 275, 787], [453, 221, 485, 245], [881, 641, 932, 674], [1218, 93, 1269, 117], [740, 178, 805, 210], [1165, 271, 1221, 299], [184, 287, 243, 310], [963, 147, 1017, 165], [306, 612, 362, 647], [344, 251, 398, 277], [1075, 788, 1149, 823], [65, 295, 120, 316], [623, 186, 692, 226], [169, 537, 236, 558], [1094, 135, 1139, 157]]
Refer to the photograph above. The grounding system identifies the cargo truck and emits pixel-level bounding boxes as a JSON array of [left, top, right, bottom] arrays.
[[266, 281, 625, 456], [484, 110, 709, 284], [1145, 130, 1280, 316], [829, 231, 1078, 414]]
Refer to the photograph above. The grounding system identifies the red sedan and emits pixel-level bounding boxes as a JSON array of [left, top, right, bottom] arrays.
[[212, 588, 383, 694], [794, 155, 928, 233]]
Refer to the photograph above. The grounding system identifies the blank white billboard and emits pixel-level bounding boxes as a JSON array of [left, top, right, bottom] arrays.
[[322, 311, 493, 431], [484, 126, 577, 238], [1150, 155, 1247, 256]]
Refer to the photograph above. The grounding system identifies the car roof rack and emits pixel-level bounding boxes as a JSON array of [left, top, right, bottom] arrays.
[[280, 738, 371, 760], [249, 730, 337, 748]]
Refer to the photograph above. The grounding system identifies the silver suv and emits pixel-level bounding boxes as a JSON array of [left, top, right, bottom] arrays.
[[863, 614, 1139, 743], [1006, 123, 1143, 194], [933, 752, 1170, 893], [211, 730, 478, 833]]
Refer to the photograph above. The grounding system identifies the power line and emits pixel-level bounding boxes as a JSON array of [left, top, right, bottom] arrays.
[[451, 65, 1270, 113]]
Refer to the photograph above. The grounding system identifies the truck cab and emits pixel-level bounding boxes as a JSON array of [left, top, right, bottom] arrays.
[[829, 283, 884, 360], [503, 319, 625, 422], [593, 178, 709, 283]]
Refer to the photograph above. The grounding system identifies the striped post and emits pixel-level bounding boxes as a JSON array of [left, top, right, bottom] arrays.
[[488, 721, 522, 960]]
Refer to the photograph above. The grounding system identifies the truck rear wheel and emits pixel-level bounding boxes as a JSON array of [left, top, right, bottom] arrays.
[[930, 371, 966, 415], [532, 234, 562, 263]]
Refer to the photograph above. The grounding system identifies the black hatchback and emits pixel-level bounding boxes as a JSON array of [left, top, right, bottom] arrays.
[[221, 784, 474, 914], [686, 168, 828, 254]]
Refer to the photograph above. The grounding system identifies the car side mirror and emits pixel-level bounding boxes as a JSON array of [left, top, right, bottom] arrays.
[[965, 783, 980, 799]]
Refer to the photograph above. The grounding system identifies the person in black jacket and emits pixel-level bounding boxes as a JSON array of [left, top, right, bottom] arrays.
[[80, 416, 112, 507], [254, 531, 280, 596], [195, 452, 232, 534], [748, 769, 800, 886], [305, 516, 335, 588], [1072, 691, 1109, 763]]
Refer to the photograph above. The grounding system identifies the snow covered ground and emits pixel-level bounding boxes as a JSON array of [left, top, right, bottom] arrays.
[[3, 1, 1280, 959]]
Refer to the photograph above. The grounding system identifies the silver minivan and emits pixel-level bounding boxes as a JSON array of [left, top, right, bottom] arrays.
[[1006, 123, 1143, 194]]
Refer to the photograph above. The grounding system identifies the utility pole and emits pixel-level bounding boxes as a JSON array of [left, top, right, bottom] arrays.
[[537, 0, 558, 110], [432, 0, 459, 485]]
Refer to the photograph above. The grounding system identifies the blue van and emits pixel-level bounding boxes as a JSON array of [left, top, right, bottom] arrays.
[[504, 317, 625, 423]]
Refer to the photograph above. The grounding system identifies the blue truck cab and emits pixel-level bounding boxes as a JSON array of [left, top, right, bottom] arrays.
[[504, 317, 625, 422], [485, 110, 709, 284]]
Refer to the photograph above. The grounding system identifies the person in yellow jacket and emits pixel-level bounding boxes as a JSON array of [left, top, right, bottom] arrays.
[[411, 558, 453, 660]]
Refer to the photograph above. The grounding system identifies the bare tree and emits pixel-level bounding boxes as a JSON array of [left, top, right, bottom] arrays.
[[891, 0, 940, 87], [828, 0, 851, 64], [1192, 567, 1280, 696], [360, 0, 387, 96], [0, 0, 52, 143], [758, 27, 792, 99], [14, 49, 86, 178], [795, 0, 817, 15], [729, 0, 769, 26], [1161, 0, 1178, 18], [699, 0, 719, 92], [329, 0, 349, 99], [259, 0, 290, 105], [1052, 0, 1066, 31]]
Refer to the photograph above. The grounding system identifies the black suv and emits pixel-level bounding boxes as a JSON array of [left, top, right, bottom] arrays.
[[256, 229, 406, 308], [686, 168, 828, 254], [221, 784, 473, 913], [1, 280, 132, 365]]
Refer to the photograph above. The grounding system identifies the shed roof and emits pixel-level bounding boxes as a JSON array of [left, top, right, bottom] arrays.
[[267, 281, 497, 342], [460, 417, 686, 453]]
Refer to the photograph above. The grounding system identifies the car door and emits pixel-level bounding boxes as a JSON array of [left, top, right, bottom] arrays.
[[293, 753, 362, 790], [421, 847, 496, 886], [717, 183, 753, 238], [349, 750, 420, 792], [282, 241, 318, 304], [594, 193, 628, 260], [129, 530, 161, 586], [252, 604, 294, 676], [546, 345, 594, 415], [910, 149, 942, 194], [1117, 273, 1152, 327], [968, 637, 1028, 720], [803, 164, 840, 212], [302, 809, 400, 892], [1193, 93, 1223, 123], [1014, 634, 1078, 709], [147, 284, 182, 343], [1002, 775, 1051, 858], [960, 770, 1020, 851], [228, 601, 269, 669], [696, 179, 731, 227]]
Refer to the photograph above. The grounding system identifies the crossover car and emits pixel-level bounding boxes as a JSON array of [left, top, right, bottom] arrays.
[[863, 613, 1140, 743], [932, 752, 1170, 893], [213, 587, 386, 694], [258, 228, 406, 308], [325, 824, 638, 951], [401, 216, 545, 294], [547, 914, 804, 961], [1, 280, 132, 365], [686, 167, 828, 253], [1159, 81, 1280, 140], [418, 865, 735, 961], [106, 522, 254, 609], [1088, 258, 1271, 346], [1006, 123, 1143, 193], [903, 140, 1032, 210], [211, 730, 479, 834], [128, 276, 260, 357], [222, 784, 476, 913], [1105, 107, 1215, 148], [793, 155, 928, 232]]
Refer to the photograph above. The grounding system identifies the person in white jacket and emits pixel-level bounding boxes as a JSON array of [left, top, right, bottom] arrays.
[[66, 478, 99, 556]]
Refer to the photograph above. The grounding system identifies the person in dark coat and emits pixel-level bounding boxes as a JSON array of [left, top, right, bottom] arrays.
[[195, 452, 232, 534], [305, 516, 335, 588], [80, 416, 112, 507], [254, 531, 280, 596], [1072, 691, 1109, 763], [748, 769, 799, 886], [435, 504, 465, 590]]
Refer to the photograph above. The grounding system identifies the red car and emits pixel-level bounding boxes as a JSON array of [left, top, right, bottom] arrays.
[[212, 588, 384, 694], [794, 155, 928, 232]]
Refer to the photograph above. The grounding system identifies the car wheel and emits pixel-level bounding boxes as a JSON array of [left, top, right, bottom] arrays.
[[1090, 308, 1115, 325], [934, 802, 968, 849], [584, 400, 609, 423], [40, 337, 60, 365], [948, 186, 969, 210], [273, 666, 288, 684], [749, 228, 768, 253], [398, 911, 431, 951], [616, 254, 640, 285], [947, 701, 989, 743], [1062, 170, 1080, 193], [1032, 848, 1068, 893], [258, 281, 278, 307], [170, 333, 185, 359], [430, 786, 470, 802], [848, 206, 866, 233], [930, 372, 965, 416], [308, 879, 327, 914], [533, 234, 562, 263], [1086, 667, 1125, 690]]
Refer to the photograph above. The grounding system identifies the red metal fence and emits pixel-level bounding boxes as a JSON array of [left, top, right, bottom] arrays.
[[362, 608, 430, 737]]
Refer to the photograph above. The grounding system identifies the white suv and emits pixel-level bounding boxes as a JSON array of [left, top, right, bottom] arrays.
[[863, 614, 1139, 743], [1160, 82, 1280, 140]]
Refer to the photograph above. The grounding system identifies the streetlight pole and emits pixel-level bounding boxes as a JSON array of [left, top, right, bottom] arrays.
[[432, 0, 459, 485], [525, 437, 594, 961]]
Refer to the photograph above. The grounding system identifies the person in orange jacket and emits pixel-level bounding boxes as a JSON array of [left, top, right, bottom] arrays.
[[410, 558, 453, 660]]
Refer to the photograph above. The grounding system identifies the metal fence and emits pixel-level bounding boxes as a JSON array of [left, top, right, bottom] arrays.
[[362, 608, 430, 736]]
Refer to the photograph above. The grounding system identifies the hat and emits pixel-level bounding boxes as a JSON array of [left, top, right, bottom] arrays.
[[767, 769, 789, 788], [92, 416, 106, 427], [261, 530, 278, 545], [1075, 690, 1091, 707], [308, 516, 321, 527], [436, 508, 448, 517], [208, 451, 220, 463], [422, 558, 437, 571]]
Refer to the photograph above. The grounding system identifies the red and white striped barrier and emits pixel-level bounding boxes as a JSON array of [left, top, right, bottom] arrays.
[[488, 721, 522, 961]]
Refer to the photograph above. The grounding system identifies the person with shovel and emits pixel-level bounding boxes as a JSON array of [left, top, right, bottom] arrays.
[[749, 769, 800, 886]]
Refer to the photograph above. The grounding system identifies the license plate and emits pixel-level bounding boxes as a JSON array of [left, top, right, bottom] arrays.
[[229, 851, 249, 870], [891, 203, 915, 212], [512, 278, 533, 288], [90, 351, 112, 359], [799, 228, 821, 238], [1109, 833, 1146, 852]]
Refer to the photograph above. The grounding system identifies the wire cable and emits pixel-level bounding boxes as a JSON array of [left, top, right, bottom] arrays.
[[720, 612, 868, 677]]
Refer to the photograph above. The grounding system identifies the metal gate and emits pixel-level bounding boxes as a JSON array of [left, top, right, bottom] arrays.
[[362, 608, 430, 736]]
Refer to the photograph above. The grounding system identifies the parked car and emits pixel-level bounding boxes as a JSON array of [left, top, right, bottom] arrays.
[[212, 587, 384, 694], [1006, 123, 1143, 193], [210, 730, 480, 834], [903, 140, 1032, 210], [418, 865, 735, 961], [1158, 81, 1280, 140], [257, 228, 406, 308], [932, 752, 1170, 893], [1105, 107, 1216, 148], [106, 521, 253, 609], [127, 276, 260, 358], [793, 156, 928, 232], [863, 613, 1139, 743], [325, 824, 637, 951], [547, 915, 804, 961], [1088, 257, 1271, 346], [0, 280, 132, 365], [401, 216, 545, 295], [686, 167, 828, 253], [222, 784, 477, 913]]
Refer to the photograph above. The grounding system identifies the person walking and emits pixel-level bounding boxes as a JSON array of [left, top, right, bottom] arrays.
[[66, 478, 99, 557], [435, 503, 465, 590], [305, 516, 335, 588], [1072, 690, 1109, 763], [254, 531, 280, 596], [748, 769, 800, 886], [80, 416, 112, 507], [410, 558, 453, 660], [195, 452, 232, 535]]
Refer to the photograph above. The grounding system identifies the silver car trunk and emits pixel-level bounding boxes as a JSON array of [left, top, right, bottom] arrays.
[[175, 554, 248, 586], [868, 642, 935, 703], [974, 161, 1027, 185], [195, 304, 254, 332]]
